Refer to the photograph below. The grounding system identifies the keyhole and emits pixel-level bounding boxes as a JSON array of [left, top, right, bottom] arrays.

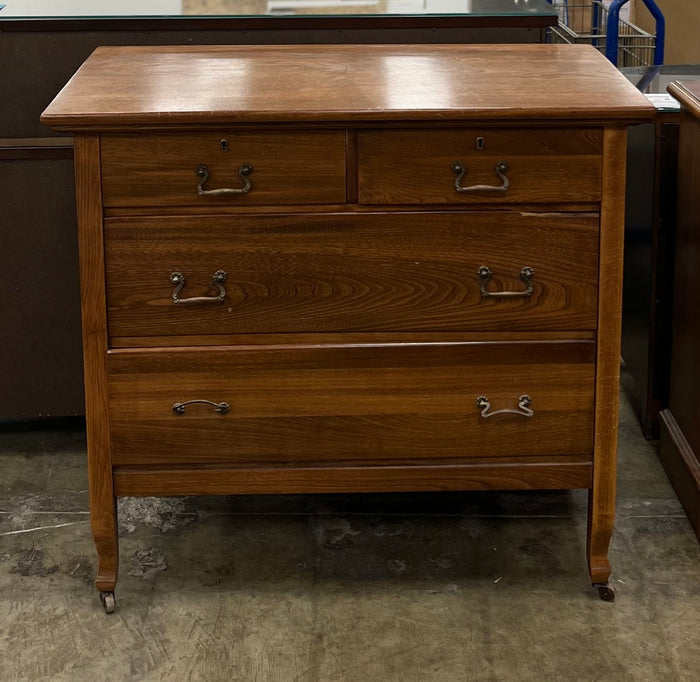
[[476, 137, 485, 151], [220, 139, 229, 152]]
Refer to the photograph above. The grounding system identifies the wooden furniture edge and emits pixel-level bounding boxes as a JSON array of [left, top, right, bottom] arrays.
[[659, 409, 700, 542], [0, 137, 73, 159], [0, 14, 558, 33], [74, 134, 118, 594], [668, 81, 700, 119], [114, 461, 593, 496], [587, 126, 627, 585], [41, 112, 656, 129], [109, 331, 598, 348]]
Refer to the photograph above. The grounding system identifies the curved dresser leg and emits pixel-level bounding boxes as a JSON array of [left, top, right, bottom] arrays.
[[587, 488, 615, 602], [92, 495, 119, 614], [74, 134, 119, 614], [587, 127, 626, 604]]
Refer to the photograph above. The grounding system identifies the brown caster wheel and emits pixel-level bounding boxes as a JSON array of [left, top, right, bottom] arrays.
[[592, 582, 616, 602], [99, 591, 116, 614]]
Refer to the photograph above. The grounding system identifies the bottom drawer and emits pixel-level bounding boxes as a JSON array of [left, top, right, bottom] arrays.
[[108, 341, 595, 465]]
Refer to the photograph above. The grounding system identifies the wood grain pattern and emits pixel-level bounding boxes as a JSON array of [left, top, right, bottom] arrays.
[[73, 134, 118, 594], [103, 201, 602, 218], [114, 461, 593, 497], [42, 45, 645, 601], [110, 330, 597, 348], [587, 127, 627, 585], [358, 128, 602, 204], [107, 341, 595, 466], [40, 44, 654, 128], [100, 131, 346, 207], [104, 212, 600, 336]]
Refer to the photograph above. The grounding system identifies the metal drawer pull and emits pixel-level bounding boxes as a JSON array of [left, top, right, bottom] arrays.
[[478, 265, 534, 298], [195, 162, 253, 196], [170, 270, 227, 304], [451, 160, 509, 193], [476, 395, 533, 419], [172, 400, 230, 415]]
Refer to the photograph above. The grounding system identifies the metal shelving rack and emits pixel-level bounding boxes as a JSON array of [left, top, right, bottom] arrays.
[[547, 0, 665, 67]]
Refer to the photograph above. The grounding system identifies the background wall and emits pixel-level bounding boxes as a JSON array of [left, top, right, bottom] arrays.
[[633, 0, 700, 64]]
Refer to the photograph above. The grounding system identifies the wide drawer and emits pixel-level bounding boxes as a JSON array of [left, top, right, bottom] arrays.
[[105, 212, 599, 339], [108, 341, 596, 465], [100, 131, 347, 207], [358, 128, 602, 204]]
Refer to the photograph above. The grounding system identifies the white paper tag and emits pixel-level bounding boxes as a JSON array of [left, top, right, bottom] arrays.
[[644, 93, 681, 111]]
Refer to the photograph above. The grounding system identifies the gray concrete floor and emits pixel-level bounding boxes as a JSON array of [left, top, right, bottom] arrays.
[[1, 386, 700, 681]]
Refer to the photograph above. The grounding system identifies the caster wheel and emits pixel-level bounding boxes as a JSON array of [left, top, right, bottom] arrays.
[[99, 591, 116, 614], [592, 582, 616, 602]]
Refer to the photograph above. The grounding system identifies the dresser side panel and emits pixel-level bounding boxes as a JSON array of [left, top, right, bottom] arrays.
[[588, 126, 627, 584], [74, 134, 118, 593]]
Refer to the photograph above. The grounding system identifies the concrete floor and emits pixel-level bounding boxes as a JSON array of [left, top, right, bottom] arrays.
[[1, 386, 699, 682]]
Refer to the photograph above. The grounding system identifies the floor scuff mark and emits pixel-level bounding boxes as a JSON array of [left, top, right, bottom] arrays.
[[128, 548, 167, 580], [10, 548, 58, 577]]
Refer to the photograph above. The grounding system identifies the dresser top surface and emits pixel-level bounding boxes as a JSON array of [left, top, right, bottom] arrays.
[[41, 44, 654, 129]]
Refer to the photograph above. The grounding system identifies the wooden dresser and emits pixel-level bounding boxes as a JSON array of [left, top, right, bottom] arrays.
[[41, 44, 653, 612], [659, 80, 700, 542]]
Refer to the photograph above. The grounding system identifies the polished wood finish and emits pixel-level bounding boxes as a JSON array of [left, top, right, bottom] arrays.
[[103, 201, 602, 218], [104, 212, 600, 337], [73, 135, 118, 594], [110, 330, 598, 348], [40, 45, 654, 129], [101, 132, 346, 207], [43, 44, 654, 604], [108, 341, 595, 465], [587, 128, 628, 583], [659, 81, 700, 542], [668, 81, 700, 119], [358, 128, 602, 205], [114, 461, 592, 497]]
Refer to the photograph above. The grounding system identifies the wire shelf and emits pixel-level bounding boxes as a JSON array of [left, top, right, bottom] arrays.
[[547, 1, 656, 67]]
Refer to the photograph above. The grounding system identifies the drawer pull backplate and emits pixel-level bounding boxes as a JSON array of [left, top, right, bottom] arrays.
[[451, 160, 509, 193], [478, 266, 534, 298], [170, 270, 227, 304], [172, 400, 230, 415], [476, 395, 533, 419], [195, 162, 253, 196]]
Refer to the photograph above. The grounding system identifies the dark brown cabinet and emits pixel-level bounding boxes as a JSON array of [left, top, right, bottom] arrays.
[[659, 79, 700, 542]]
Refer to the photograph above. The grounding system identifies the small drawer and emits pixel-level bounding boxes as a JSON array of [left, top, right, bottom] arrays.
[[358, 128, 602, 204], [104, 211, 600, 339], [108, 341, 596, 466], [100, 131, 346, 207]]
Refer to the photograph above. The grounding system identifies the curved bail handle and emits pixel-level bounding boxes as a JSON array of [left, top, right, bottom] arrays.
[[195, 162, 253, 197], [478, 266, 534, 298], [476, 395, 533, 419], [170, 270, 227, 304], [172, 399, 230, 415], [452, 160, 510, 193]]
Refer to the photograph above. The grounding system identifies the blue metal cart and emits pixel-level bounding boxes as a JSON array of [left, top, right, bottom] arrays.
[[548, 0, 665, 66]]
